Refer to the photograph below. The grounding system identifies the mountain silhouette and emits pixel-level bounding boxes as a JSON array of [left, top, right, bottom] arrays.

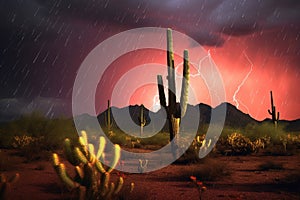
[[92, 102, 300, 132]]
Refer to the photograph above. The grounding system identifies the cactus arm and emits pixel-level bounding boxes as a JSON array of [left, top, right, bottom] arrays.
[[82, 163, 94, 189], [95, 160, 106, 173], [114, 177, 124, 195], [105, 182, 115, 199], [105, 100, 112, 131], [0, 173, 19, 200], [74, 147, 89, 164], [180, 50, 190, 117], [52, 153, 60, 167], [80, 131, 88, 146], [100, 172, 110, 195], [277, 112, 280, 121], [167, 29, 176, 117], [270, 91, 274, 107], [268, 109, 272, 115], [75, 166, 84, 180], [96, 136, 106, 160], [157, 75, 167, 108], [57, 164, 79, 189], [107, 144, 121, 173], [64, 138, 80, 166]]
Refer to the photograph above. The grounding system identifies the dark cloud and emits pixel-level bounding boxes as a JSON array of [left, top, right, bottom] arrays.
[[0, 0, 299, 119], [0, 97, 69, 121]]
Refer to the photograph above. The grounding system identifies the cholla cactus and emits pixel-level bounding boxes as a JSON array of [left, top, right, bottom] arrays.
[[227, 133, 254, 155], [253, 136, 271, 151], [0, 173, 19, 200], [12, 135, 44, 148], [52, 131, 125, 200]]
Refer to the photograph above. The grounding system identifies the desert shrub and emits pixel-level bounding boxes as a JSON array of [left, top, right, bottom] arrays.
[[0, 113, 77, 150], [175, 134, 218, 164], [225, 132, 254, 155], [107, 130, 169, 149], [12, 135, 44, 149], [244, 122, 287, 143]]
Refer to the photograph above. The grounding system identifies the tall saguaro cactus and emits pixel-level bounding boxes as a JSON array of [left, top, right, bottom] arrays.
[[157, 28, 190, 157], [268, 91, 279, 128], [138, 105, 147, 136], [105, 100, 113, 132]]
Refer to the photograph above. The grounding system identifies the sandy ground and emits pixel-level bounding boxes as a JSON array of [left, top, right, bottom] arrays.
[[1, 149, 300, 200]]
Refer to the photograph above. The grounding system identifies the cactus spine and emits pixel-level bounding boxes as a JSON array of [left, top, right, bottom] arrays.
[[105, 100, 113, 132], [268, 91, 279, 128], [52, 130, 124, 200], [0, 173, 19, 200], [157, 28, 190, 157], [138, 105, 147, 136]]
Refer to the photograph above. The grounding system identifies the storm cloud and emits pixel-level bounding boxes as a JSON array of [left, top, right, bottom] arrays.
[[0, 0, 299, 120]]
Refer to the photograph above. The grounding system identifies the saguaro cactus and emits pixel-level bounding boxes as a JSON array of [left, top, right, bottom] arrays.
[[52, 131, 124, 200], [268, 91, 279, 128], [138, 105, 147, 136], [105, 100, 113, 132], [157, 28, 190, 157]]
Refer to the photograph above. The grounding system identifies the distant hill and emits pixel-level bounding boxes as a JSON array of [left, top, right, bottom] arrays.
[[2, 102, 298, 132], [92, 103, 300, 132]]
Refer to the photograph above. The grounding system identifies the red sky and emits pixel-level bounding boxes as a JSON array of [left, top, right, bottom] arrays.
[[1, 1, 299, 121], [95, 30, 300, 121]]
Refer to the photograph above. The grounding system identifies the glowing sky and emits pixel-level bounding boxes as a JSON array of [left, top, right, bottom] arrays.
[[0, 0, 299, 121]]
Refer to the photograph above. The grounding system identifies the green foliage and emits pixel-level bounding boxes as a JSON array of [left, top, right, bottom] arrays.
[[0, 112, 77, 150], [107, 129, 169, 149], [52, 131, 128, 200]]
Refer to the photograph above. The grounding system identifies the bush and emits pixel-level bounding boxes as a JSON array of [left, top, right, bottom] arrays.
[[225, 132, 254, 155], [0, 113, 78, 150]]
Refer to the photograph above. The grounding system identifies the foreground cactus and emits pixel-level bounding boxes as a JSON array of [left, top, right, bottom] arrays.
[[52, 131, 124, 200], [268, 91, 279, 128], [0, 173, 19, 200], [157, 28, 190, 158]]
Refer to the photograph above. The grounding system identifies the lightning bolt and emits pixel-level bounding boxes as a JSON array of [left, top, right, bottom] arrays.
[[153, 50, 254, 112], [232, 51, 253, 112]]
